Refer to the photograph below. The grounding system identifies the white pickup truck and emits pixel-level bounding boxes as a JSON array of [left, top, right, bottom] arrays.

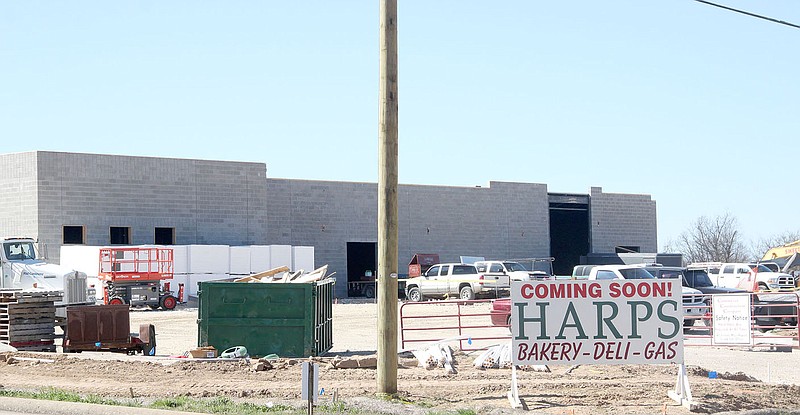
[[474, 260, 552, 282], [404, 263, 500, 301], [690, 262, 795, 292], [587, 264, 707, 329]]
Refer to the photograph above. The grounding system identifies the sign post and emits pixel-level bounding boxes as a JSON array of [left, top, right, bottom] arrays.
[[509, 279, 696, 408], [301, 362, 319, 414]]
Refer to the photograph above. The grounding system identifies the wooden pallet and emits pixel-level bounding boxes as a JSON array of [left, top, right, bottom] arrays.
[[9, 339, 56, 352], [0, 290, 62, 303], [0, 290, 57, 348], [0, 317, 56, 327]]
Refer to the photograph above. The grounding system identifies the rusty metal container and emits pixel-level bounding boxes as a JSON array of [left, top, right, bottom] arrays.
[[63, 304, 131, 349], [408, 253, 439, 277]]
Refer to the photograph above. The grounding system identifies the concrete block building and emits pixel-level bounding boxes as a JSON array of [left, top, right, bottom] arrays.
[[0, 151, 657, 298]]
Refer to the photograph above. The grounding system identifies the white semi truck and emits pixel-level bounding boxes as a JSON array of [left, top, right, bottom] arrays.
[[0, 237, 96, 313]]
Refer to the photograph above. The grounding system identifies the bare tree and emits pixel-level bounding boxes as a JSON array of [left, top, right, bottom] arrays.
[[666, 213, 750, 263], [752, 230, 800, 260]]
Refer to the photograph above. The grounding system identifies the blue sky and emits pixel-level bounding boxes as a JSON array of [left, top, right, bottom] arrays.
[[1, 1, 798, 250]]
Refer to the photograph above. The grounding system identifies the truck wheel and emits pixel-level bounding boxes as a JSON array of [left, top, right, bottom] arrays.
[[140, 324, 157, 356], [160, 295, 177, 310], [108, 297, 125, 305], [757, 283, 769, 292], [407, 287, 422, 302], [459, 285, 475, 301], [683, 319, 694, 333], [364, 285, 376, 298]]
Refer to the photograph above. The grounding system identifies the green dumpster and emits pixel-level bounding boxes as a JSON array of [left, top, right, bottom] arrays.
[[197, 278, 334, 357]]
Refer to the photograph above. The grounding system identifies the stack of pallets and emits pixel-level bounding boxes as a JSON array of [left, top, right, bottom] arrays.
[[0, 289, 60, 352]]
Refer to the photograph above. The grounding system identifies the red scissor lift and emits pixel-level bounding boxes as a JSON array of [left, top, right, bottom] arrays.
[[98, 247, 182, 310]]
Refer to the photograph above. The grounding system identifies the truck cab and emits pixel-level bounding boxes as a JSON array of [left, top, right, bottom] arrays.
[[705, 262, 795, 292], [1, 237, 95, 312]]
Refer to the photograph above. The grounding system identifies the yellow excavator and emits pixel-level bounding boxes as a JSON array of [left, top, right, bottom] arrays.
[[762, 240, 800, 287]]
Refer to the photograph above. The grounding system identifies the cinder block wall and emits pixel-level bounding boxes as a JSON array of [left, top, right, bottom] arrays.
[[0, 152, 40, 241], [0, 151, 659, 296], [589, 187, 657, 253], [266, 179, 551, 298], [34, 151, 269, 263]]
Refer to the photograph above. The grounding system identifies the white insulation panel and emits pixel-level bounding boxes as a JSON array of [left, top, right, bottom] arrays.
[[291, 246, 315, 273]]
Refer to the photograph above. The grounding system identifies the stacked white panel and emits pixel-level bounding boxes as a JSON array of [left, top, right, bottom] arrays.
[[59, 245, 103, 277], [169, 245, 190, 275], [187, 245, 230, 274], [249, 245, 272, 274], [269, 245, 292, 270], [229, 246, 251, 275], [187, 273, 231, 297], [291, 246, 315, 273]]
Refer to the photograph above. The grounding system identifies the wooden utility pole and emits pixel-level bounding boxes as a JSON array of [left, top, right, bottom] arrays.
[[377, 0, 398, 395]]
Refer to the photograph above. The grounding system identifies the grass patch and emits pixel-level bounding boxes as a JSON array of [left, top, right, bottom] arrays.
[[151, 396, 295, 413], [0, 388, 362, 414], [316, 401, 361, 414], [0, 388, 130, 407]]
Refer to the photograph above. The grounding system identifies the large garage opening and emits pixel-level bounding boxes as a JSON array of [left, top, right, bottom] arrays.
[[549, 194, 590, 276], [346, 242, 377, 297]]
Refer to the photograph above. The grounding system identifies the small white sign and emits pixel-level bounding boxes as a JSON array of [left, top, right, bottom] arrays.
[[712, 294, 752, 345]]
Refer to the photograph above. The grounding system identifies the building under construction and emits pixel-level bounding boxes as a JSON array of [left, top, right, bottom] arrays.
[[0, 151, 657, 297]]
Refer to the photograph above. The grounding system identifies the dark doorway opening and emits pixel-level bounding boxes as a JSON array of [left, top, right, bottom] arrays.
[[346, 242, 377, 297], [549, 202, 589, 276]]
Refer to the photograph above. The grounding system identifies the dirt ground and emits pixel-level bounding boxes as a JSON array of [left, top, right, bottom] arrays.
[[1, 301, 799, 414]]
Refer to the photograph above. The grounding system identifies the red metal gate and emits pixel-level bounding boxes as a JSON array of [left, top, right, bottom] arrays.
[[399, 299, 509, 351]]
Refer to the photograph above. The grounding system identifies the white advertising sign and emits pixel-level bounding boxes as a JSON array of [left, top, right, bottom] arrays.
[[511, 280, 684, 365], [711, 294, 752, 345]]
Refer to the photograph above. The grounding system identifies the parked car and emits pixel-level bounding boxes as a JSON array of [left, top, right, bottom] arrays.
[[571, 265, 595, 280], [688, 262, 795, 292], [474, 260, 553, 282], [683, 268, 748, 295], [404, 263, 499, 301], [590, 265, 707, 329], [490, 297, 512, 327]]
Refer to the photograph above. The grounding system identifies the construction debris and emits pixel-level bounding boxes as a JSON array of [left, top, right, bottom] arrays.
[[233, 265, 330, 284], [328, 355, 378, 369], [410, 344, 457, 374], [474, 344, 512, 369], [474, 344, 550, 372], [188, 346, 218, 358]]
